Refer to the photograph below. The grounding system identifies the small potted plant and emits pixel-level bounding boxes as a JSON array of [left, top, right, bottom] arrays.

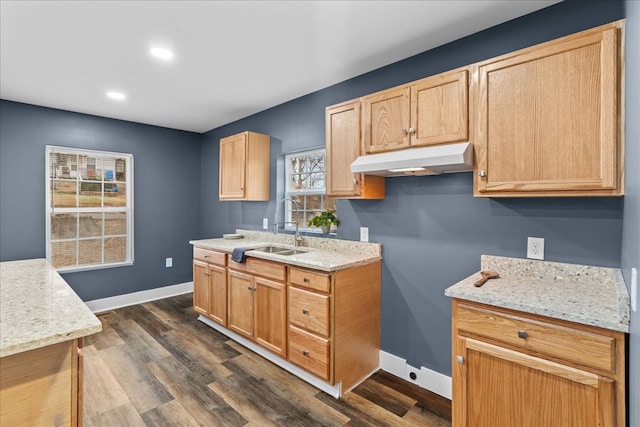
[[308, 209, 340, 234]]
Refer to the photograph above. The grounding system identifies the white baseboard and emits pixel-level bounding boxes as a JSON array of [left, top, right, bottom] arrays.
[[379, 350, 452, 400], [85, 281, 193, 313]]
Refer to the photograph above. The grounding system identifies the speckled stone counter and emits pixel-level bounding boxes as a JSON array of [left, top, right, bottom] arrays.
[[190, 229, 381, 272], [0, 258, 102, 357], [445, 255, 630, 333]]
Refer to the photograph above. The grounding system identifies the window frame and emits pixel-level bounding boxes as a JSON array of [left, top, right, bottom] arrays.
[[283, 148, 334, 234], [45, 145, 134, 272]]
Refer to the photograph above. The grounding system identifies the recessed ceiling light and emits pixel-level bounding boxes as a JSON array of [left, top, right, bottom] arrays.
[[150, 46, 174, 61], [107, 91, 126, 101]]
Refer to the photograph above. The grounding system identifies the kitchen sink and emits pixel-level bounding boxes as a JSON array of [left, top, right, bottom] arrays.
[[250, 246, 309, 256]]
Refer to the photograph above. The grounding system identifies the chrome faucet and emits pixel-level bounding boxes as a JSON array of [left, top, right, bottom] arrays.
[[274, 197, 303, 247]]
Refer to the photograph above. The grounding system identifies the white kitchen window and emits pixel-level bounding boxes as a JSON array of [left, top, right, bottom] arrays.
[[45, 145, 134, 272], [284, 149, 336, 233]]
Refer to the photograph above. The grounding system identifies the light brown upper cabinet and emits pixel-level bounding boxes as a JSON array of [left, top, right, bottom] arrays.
[[473, 21, 624, 197], [219, 131, 270, 201], [325, 99, 385, 199], [363, 68, 469, 154]]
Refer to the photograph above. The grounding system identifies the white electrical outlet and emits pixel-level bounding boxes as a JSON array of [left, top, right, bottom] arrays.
[[360, 227, 369, 242], [165, 257, 173, 268], [263, 218, 269, 229], [527, 237, 544, 260]]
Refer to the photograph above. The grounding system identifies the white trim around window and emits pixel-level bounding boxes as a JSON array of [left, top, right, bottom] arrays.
[[45, 145, 134, 272]]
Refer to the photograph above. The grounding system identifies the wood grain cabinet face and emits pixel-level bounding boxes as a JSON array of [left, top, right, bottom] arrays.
[[452, 299, 625, 427], [325, 100, 385, 199], [219, 131, 270, 201], [363, 68, 469, 154], [473, 22, 623, 197], [226, 261, 287, 358], [193, 248, 227, 326]]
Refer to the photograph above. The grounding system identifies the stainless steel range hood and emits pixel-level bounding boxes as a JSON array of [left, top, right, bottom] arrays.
[[350, 142, 473, 177]]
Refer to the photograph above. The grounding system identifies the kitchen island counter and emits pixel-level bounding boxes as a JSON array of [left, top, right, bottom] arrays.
[[0, 258, 101, 358]]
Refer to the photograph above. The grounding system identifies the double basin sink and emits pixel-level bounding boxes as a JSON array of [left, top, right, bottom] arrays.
[[249, 245, 310, 257]]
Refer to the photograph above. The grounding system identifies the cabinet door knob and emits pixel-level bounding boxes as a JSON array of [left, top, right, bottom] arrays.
[[352, 178, 358, 185], [456, 355, 464, 364], [409, 127, 416, 134], [518, 330, 528, 339], [302, 309, 309, 315], [478, 170, 486, 177], [302, 350, 309, 357], [401, 129, 408, 136]]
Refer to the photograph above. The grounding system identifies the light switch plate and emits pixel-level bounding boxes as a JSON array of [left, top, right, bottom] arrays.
[[263, 218, 269, 229], [165, 257, 173, 268], [360, 227, 369, 242]]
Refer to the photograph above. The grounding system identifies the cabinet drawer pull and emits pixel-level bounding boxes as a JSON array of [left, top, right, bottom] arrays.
[[203, 272, 210, 276], [302, 350, 309, 357], [302, 309, 309, 315], [518, 330, 528, 339], [303, 278, 310, 283]]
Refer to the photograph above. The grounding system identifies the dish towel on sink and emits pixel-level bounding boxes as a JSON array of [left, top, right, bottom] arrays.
[[231, 247, 247, 263]]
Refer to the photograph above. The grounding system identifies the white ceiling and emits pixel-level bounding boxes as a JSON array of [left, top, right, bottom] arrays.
[[0, 1, 560, 133]]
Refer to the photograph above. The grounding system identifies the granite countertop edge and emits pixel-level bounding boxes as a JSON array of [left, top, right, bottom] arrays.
[[190, 232, 381, 272], [444, 256, 630, 334], [0, 259, 103, 358]]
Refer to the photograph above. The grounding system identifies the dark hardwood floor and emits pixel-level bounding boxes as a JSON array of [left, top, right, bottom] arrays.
[[83, 293, 451, 426]]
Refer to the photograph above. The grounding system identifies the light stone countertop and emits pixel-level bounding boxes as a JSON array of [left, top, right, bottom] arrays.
[[0, 258, 102, 358], [190, 229, 381, 272], [445, 255, 630, 333]]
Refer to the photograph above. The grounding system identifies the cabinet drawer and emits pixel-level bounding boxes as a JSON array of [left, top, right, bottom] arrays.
[[193, 247, 226, 266], [289, 287, 330, 337], [289, 325, 330, 381], [289, 267, 330, 293], [228, 258, 286, 282], [456, 302, 616, 373]]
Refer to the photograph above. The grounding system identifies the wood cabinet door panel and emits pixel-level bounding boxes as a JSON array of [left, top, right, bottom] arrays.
[[209, 264, 227, 326], [326, 100, 362, 197], [411, 70, 468, 147], [227, 270, 254, 339], [193, 261, 209, 316], [363, 86, 410, 153], [254, 277, 287, 357], [474, 24, 620, 196], [219, 133, 247, 199]]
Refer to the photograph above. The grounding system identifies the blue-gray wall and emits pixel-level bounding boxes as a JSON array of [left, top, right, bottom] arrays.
[[623, 1, 639, 426], [0, 0, 634, 406], [200, 0, 625, 375], [0, 101, 202, 301]]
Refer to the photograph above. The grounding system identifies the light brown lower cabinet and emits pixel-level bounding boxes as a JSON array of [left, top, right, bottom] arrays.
[[193, 247, 227, 326], [452, 299, 626, 427], [288, 262, 381, 391], [192, 246, 381, 394], [227, 258, 288, 358], [0, 339, 83, 426]]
